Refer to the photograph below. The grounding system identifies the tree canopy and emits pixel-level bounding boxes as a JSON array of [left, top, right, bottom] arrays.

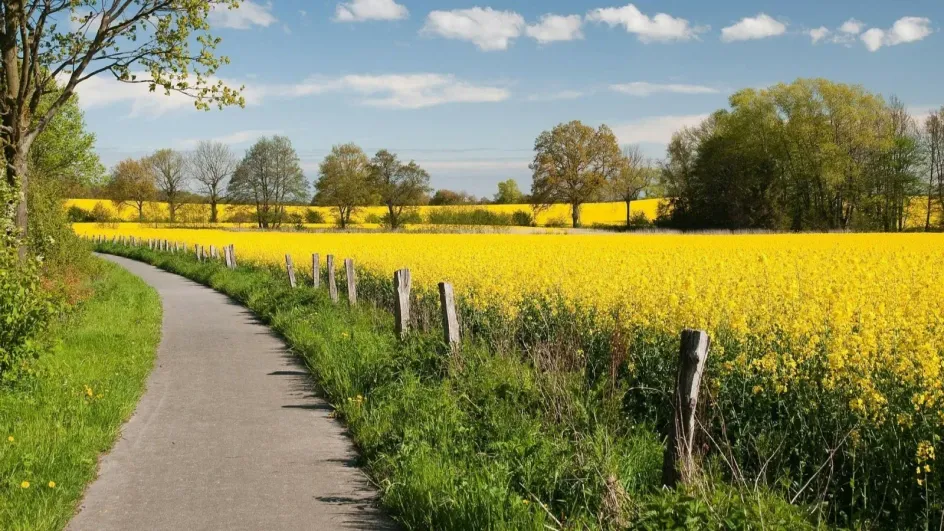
[[228, 136, 308, 228], [368, 149, 430, 228], [314, 143, 373, 228]]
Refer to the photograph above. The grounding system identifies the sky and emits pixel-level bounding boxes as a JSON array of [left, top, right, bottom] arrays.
[[74, 0, 943, 198]]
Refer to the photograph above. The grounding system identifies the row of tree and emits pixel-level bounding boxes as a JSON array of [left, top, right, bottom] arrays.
[[659, 78, 944, 231]]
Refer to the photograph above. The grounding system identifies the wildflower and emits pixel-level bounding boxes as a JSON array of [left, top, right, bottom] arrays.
[[7, 436, 12, 442], [48, 481, 56, 488], [21, 481, 29, 489]]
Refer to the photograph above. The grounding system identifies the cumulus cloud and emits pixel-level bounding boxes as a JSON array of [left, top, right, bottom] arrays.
[[586, 3, 702, 43], [861, 16, 933, 52], [808, 26, 830, 44], [209, 0, 276, 29], [612, 114, 710, 145], [422, 7, 525, 51], [525, 14, 584, 44], [839, 18, 864, 35], [335, 0, 408, 22], [721, 14, 787, 42], [609, 82, 719, 96]]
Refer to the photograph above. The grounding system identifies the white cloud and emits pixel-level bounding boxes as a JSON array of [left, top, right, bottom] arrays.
[[209, 1, 276, 29], [74, 75, 197, 117], [422, 7, 525, 51], [861, 16, 933, 52], [721, 14, 787, 42], [335, 0, 408, 22], [839, 18, 864, 35], [808, 26, 830, 44], [69, 9, 104, 33], [586, 3, 701, 43], [525, 14, 584, 44], [610, 82, 719, 96], [178, 129, 282, 149], [612, 114, 709, 145], [527, 90, 587, 102], [270, 74, 510, 109]]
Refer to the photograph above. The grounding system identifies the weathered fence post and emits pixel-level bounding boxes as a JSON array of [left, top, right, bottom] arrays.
[[285, 254, 297, 288], [661, 329, 710, 488], [326, 255, 338, 302], [224, 246, 232, 268], [344, 258, 357, 305], [229, 245, 237, 268], [393, 269, 411, 339], [210, 245, 218, 259], [311, 253, 320, 288], [438, 282, 460, 350]]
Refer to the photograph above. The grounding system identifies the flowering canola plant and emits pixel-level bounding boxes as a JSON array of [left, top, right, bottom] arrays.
[[76, 225, 944, 424]]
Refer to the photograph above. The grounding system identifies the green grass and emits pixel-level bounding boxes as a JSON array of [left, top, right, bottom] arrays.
[[88, 242, 817, 530], [0, 259, 161, 530]]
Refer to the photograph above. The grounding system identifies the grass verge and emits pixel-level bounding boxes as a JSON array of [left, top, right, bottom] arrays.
[[88, 242, 816, 530], [0, 258, 161, 530]]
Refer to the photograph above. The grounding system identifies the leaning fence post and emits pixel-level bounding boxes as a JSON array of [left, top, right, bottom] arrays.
[[438, 282, 460, 350], [393, 269, 411, 339], [285, 254, 297, 288], [344, 258, 357, 305], [661, 329, 710, 488], [326, 255, 338, 302], [311, 253, 320, 288]]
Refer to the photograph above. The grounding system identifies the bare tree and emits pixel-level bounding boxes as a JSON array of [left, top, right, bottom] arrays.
[[0, 1, 243, 256], [190, 141, 236, 223], [610, 144, 654, 227], [146, 149, 188, 222]]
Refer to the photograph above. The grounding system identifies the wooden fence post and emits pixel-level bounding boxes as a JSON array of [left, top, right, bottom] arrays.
[[285, 254, 297, 288], [326, 255, 338, 302], [438, 282, 460, 349], [210, 245, 218, 259], [230, 245, 237, 268], [393, 269, 411, 339], [311, 253, 320, 288], [661, 329, 710, 488], [224, 246, 232, 268], [345, 258, 356, 305]]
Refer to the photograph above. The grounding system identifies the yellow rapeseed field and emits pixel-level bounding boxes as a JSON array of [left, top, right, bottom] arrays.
[[76, 224, 944, 428], [64, 198, 663, 226]]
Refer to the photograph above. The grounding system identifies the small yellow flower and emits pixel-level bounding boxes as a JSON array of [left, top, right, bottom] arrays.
[[918, 478, 925, 486], [20, 481, 29, 489], [48, 481, 56, 488], [84, 385, 94, 398], [7, 436, 13, 442], [522, 499, 529, 505]]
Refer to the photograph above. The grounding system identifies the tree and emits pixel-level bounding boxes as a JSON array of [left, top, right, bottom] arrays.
[[228, 136, 307, 229], [493, 179, 523, 204], [146, 149, 188, 222], [106, 159, 155, 220], [610, 145, 653, 227], [314, 143, 373, 228], [923, 109, 944, 230], [368, 149, 431, 228], [29, 91, 103, 189], [530, 120, 622, 227], [0, 1, 244, 257], [429, 189, 475, 205], [190, 141, 236, 223]]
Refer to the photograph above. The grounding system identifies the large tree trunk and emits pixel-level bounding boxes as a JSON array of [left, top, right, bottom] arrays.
[[387, 203, 397, 229], [571, 203, 581, 228], [4, 140, 32, 259], [625, 200, 632, 228], [210, 200, 218, 223]]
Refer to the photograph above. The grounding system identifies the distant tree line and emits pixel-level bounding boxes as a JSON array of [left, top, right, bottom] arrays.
[[660, 78, 944, 231]]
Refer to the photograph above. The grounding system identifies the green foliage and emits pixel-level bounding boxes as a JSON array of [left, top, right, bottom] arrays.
[[66, 206, 95, 223], [228, 136, 308, 229], [494, 179, 524, 204], [0, 261, 161, 527], [0, 244, 53, 383], [511, 210, 533, 226], [304, 209, 327, 224], [368, 149, 431, 229], [314, 143, 374, 229], [425, 208, 520, 226]]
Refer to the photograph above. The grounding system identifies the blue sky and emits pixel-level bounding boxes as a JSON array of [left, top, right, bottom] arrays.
[[75, 0, 942, 197]]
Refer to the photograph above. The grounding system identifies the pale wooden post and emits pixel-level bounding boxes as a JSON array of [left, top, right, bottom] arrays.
[[210, 245, 218, 259], [662, 329, 710, 488], [393, 269, 412, 339], [164, 240, 169, 252], [345, 258, 357, 305], [229, 245, 237, 268], [224, 246, 232, 268], [438, 282, 460, 349], [326, 255, 338, 302], [311, 253, 320, 288], [285, 254, 297, 288]]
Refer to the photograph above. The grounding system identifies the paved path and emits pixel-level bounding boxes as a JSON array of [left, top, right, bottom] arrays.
[[69, 255, 393, 531]]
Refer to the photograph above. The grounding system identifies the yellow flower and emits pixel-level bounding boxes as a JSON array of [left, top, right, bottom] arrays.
[[20, 481, 29, 489], [7, 436, 12, 442], [522, 499, 530, 505], [48, 481, 56, 488], [84, 385, 94, 398]]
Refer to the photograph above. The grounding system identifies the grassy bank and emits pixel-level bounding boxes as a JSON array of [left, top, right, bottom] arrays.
[[89, 241, 813, 529], [0, 259, 161, 530]]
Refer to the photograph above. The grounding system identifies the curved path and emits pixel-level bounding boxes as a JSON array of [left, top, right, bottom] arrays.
[[69, 255, 393, 531]]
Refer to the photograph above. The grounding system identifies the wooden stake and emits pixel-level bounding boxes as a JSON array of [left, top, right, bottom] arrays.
[[326, 255, 338, 302], [438, 282, 460, 349], [210, 245, 218, 259], [662, 329, 710, 488], [393, 269, 411, 339], [345, 258, 356, 305], [285, 254, 297, 288], [311, 253, 320, 288]]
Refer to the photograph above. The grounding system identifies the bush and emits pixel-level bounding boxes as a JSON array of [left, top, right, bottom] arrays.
[[628, 211, 652, 229], [425, 208, 515, 226], [0, 242, 54, 383], [66, 205, 95, 222], [304, 209, 326, 224], [511, 210, 533, 227], [90, 202, 112, 222], [544, 216, 568, 228], [364, 213, 383, 224]]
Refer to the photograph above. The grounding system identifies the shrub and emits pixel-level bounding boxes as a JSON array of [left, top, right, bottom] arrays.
[[425, 208, 514, 226], [511, 210, 533, 227], [364, 213, 383, 224], [304, 209, 326, 224], [90, 202, 112, 222], [66, 205, 95, 222], [544, 216, 568, 228], [0, 241, 54, 383]]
